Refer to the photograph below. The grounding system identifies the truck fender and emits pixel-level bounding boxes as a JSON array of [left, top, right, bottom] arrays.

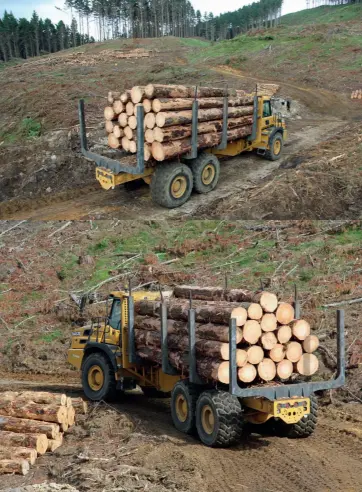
[[83, 342, 118, 373], [268, 127, 284, 146]]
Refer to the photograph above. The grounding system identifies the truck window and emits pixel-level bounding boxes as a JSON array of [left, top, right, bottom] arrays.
[[263, 101, 272, 117], [108, 299, 121, 330]]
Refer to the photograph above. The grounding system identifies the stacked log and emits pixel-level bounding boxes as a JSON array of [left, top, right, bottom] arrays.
[[0, 392, 87, 475], [351, 89, 362, 100], [133, 286, 321, 386], [104, 84, 255, 161]]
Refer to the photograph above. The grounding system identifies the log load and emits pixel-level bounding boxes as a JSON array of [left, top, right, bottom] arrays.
[[132, 286, 321, 387], [0, 446, 37, 465], [0, 458, 29, 475], [155, 106, 254, 128], [144, 84, 246, 100], [152, 95, 254, 113], [0, 430, 48, 455]]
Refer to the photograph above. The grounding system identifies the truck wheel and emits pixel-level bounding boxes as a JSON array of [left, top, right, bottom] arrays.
[[189, 152, 220, 194], [171, 380, 199, 434], [81, 352, 117, 401], [265, 132, 284, 161], [150, 162, 193, 208], [274, 394, 318, 438], [196, 390, 243, 447]]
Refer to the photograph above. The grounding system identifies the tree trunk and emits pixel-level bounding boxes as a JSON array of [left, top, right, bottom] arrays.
[[155, 106, 254, 127], [0, 392, 67, 406], [258, 358, 276, 381], [71, 398, 88, 415], [0, 430, 48, 455], [238, 363, 257, 383], [0, 402, 67, 424], [0, 458, 29, 475], [153, 116, 253, 143], [276, 303, 295, 325], [173, 286, 277, 307], [0, 416, 60, 439], [0, 447, 37, 465], [134, 298, 248, 325], [151, 126, 252, 161], [67, 407, 75, 427], [47, 433, 63, 452], [133, 316, 242, 343], [152, 95, 255, 112], [145, 84, 246, 99]]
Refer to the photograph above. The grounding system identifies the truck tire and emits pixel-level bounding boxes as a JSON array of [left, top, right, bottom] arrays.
[[81, 352, 117, 401], [171, 380, 199, 435], [195, 390, 243, 447], [265, 132, 284, 161], [188, 152, 220, 194], [150, 162, 193, 208], [274, 394, 318, 438]]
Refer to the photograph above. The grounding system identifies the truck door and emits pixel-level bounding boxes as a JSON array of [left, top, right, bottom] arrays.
[[262, 100, 273, 129]]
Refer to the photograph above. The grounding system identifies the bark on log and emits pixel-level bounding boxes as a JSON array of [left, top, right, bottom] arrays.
[[277, 325, 292, 344], [113, 100, 124, 114], [276, 303, 295, 325], [134, 316, 242, 343], [246, 345, 264, 365], [71, 398, 88, 415], [296, 354, 319, 376], [1, 392, 67, 406], [302, 335, 319, 354], [151, 126, 253, 161], [0, 401, 67, 425], [231, 307, 248, 327], [118, 113, 128, 127], [261, 332, 277, 350], [155, 106, 254, 127], [269, 344, 286, 363], [153, 116, 253, 143], [258, 359, 276, 382], [173, 285, 276, 307], [286, 341, 303, 363], [247, 303, 263, 321], [0, 430, 48, 455], [0, 446, 37, 465], [243, 320, 262, 344], [47, 433, 63, 452], [292, 320, 311, 341], [145, 84, 246, 99], [260, 314, 277, 332], [0, 458, 29, 475], [134, 328, 231, 359], [0, 416, 60, 439], [277, 359, 293, 379], [134, 298, 248, 325], [238, 364, 257, 383], [152, 95, 255, 113]]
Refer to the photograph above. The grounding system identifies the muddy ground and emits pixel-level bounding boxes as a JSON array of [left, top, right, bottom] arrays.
[[0, 375, 362, 492]]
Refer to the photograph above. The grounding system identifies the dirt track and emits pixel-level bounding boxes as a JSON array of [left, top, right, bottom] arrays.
[[1, 375, 362, 492], [2, 117, 344, 221]]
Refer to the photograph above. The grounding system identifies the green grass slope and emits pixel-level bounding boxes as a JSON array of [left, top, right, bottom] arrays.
[[281, 3, 362, 26]]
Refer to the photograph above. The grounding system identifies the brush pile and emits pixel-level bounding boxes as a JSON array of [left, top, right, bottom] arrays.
[[0, 391, 87, 475], [133, 286, 320, 385], [104, 84, 255, 161]]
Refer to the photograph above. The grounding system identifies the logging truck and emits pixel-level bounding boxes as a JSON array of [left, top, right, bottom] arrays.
[[79, 83, 287, 209], [68, 287, 345, 448]]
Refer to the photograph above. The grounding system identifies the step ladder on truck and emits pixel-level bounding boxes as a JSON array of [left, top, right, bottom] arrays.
[[68, 286, 345, 448], [78, 91, 287, 209]]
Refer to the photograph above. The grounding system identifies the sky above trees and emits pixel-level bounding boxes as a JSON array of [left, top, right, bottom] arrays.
[[1, 0, 306, 26]]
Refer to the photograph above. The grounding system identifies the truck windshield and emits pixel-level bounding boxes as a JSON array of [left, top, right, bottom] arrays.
[[108, 299, 121, 330], [263, 101, 272, 117]]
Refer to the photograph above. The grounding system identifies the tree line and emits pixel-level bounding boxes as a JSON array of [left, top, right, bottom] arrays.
[[0, 11, 92, 62]]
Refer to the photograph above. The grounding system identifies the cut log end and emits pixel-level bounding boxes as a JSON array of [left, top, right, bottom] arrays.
[[260, 313, 277, 332], [259, 292, 278, 313], [261, 331, 277, 351], [277, 359, 293, 380], [247, 303, 263, 320], [243, 320, 262, 344], [231, 306, 248, 327], [277, 325, 292, 344], [303, 335, 319, 354], [258, 358, 276, 382], [292, 320, 311, 341], [246, 345, 264, 365], [296, 353, 319, 376], [269, 344, 286, 363], [276, 303, 295, 325], [238, 363, 257, 383], [286, 341, 303, 363]]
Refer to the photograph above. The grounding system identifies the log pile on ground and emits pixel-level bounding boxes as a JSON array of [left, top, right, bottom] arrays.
[[0, 392, 88, 475], [351, 89, 362, 100], [104, 84, 255, 161], [133, 286, 320, 385]]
